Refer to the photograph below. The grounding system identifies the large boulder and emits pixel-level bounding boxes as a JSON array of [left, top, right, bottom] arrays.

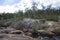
[[0, 29, 10, 34], [0, 27, 15, 34], [21, 18, 44, 30], [52, 29, 60, 36], [37, 30, 55, 38], [0, 20, 12, 27], [9, 30, 22, 34]]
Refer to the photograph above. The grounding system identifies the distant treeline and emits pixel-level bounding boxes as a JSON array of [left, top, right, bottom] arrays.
[[0, 5, 60, 21]]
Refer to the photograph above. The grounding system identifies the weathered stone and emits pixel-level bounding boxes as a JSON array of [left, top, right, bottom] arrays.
[[9, 30, 22, 34], [0, 20, 12, 27], [0, 34, 34, 40], [37, 30, 55, 38]]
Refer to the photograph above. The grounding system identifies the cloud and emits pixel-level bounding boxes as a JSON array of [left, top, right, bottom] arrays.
[[16, 0, 32, 10], [34, 0, 60, 6], [0, 0, 60, 13], [0, 5, 18, 13], [0, 0, 33, 13]]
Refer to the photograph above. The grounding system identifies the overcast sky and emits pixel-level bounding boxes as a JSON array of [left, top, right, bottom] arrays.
[[0, 0, 60, 13]]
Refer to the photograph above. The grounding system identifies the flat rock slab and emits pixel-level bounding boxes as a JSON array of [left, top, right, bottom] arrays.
[[0, 34, 34, 40]]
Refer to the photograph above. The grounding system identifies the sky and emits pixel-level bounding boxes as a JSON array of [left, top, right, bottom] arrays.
[[0, 0, 60, 13]]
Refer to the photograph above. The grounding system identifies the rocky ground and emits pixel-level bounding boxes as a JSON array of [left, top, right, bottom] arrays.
[[0, 34, 34, 40], [0, 18, 60, 40]]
